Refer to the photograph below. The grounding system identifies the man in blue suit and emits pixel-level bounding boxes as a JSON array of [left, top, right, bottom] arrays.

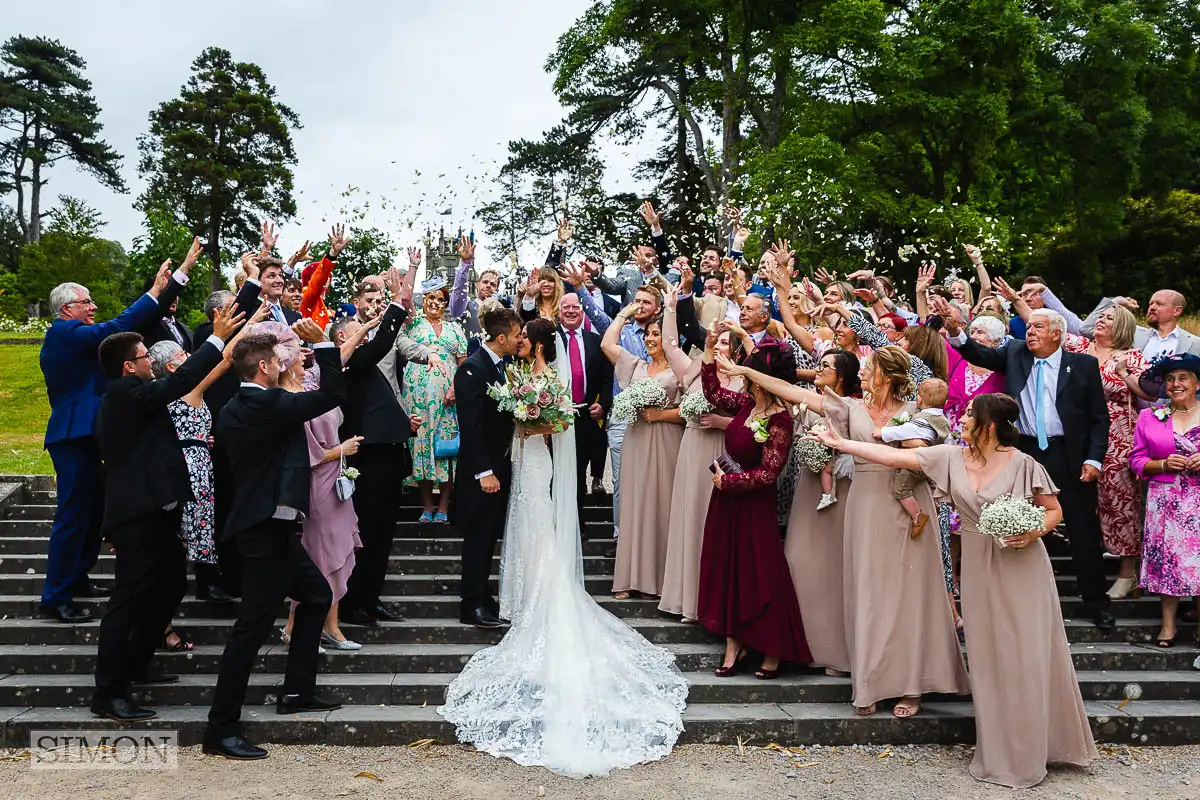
[[39, 250, 197, 623]]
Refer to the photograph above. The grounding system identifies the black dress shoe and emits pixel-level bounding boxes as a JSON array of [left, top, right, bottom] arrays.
[[276, 693, 343, 714], [197, 585, 235, 602], [39, 602, 92, 623], [130, 669, 179, 685], [73, 581, 111, 598], [1091, 608, 1117, 630], [459, 607, 504, 629], [202, 735, 268, 760], [338, 608, 378, 626], [91, 697, 156, 722], [370, 602, 406, 622]]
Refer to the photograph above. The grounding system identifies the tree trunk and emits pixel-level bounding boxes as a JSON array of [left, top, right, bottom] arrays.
[[207, 218, 223, 291], [29, 157, 41, 243]]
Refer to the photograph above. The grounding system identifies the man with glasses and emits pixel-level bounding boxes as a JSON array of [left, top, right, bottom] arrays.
[[39, 252, 197, 623]]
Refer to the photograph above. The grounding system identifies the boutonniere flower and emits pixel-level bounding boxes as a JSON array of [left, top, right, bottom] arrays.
[[1153, 405, 1171, 422], [750, 417, 771, 443], [795, 401, 809, 416], [889, 411, 912, 426]]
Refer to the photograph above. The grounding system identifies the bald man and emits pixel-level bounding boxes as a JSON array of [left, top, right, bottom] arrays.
[[1081, 289, 1200, 360]]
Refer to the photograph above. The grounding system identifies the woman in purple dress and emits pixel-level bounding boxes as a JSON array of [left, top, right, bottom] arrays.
[[697, 330, 810, 679]]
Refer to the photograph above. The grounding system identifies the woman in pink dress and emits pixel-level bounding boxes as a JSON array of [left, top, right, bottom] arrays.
[[1130, 354, 1200, 647], [943, 315, 1008, 438]]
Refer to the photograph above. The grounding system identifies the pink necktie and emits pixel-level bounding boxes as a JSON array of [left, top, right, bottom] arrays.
[[568, 329, 585, 404]]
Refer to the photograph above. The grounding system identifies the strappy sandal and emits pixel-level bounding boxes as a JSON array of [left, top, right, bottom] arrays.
[[161, 625, 193, 652], [855, 703, 877, 716], [893, 697, 921, 718]]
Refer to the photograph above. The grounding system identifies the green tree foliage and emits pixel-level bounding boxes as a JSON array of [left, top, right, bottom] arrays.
[[137, 47, 300, 289], [16, 196, 126, 318], [0, 35, 125, 243], [0, 202, 22, 273], [123, 208, 213, 328], [309, 226, 398, 308]]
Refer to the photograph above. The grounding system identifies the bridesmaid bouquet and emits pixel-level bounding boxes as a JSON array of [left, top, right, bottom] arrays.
[[678, 391, 713, 423], [610, 379, 669, 425], [978, 494, 1045, 548], [487, 363, 576, 432]]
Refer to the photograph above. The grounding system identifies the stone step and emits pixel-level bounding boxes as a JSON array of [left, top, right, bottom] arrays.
[[3, 669, 1197, 710], [0, 570, 618, 597], [3, 699, 1197, 748], [0, 591, 1174, 622], [0, 641, 1195, 676], [0, 519, 615, 538], [12, 493, 617, 514], [0, 615, 1181, 648]]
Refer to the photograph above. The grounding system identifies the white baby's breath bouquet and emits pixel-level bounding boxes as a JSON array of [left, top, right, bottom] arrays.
[[978, 494, 1045, 548], [679, 391, 713, 423], [795, 420, 834, 472], [610, 378, 669, 425]]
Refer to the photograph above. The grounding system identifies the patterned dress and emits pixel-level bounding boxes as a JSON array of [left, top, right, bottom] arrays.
[[168, 399, 216, 564], [1064, 335, 1146, 557], [402, 316, 468, 484], [1141, 427, 1200, 596]]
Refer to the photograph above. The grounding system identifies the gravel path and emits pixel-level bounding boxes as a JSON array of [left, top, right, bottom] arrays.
[[2, 742, 1198, 799]]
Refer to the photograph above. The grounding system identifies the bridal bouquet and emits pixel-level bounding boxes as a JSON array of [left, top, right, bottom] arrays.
[[678, 391, 713, 423], [610, 379, 668, 425], [978, 494, 1045, 548], [487, 363, 576, 432]]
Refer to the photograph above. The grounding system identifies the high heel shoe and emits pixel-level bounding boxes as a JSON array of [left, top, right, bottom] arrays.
[[1108, 576, 1140, 600], [280, 628, 326, 655], [714, 648, 747, 677], [320, 631, 362, 651], [755, 662, 781, 680]]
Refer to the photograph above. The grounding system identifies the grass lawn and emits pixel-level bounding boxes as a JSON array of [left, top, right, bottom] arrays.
[[0, 344, 51, 475]]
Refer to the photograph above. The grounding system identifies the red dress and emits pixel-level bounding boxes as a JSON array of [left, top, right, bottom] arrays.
[[1063, 335, 1146, 557], [696, 362, 811, 663]]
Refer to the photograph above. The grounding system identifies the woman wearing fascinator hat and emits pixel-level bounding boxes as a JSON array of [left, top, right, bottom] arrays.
[[1130, 352, 1200, 647], [402, 277, 468, 523]]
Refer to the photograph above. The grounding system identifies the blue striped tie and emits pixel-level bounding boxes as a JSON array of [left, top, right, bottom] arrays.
[[1034, 358, 1049, 450]]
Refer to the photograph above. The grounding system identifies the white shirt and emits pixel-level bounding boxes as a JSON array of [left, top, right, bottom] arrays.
[[1142, 328, 1180, 362], [881, 408, 945, 443], [474, 343, 506, 481], [561, 324, 588, 382]]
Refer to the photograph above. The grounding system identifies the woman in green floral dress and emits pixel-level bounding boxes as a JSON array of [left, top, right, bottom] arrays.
[[402, 284, 468, 523]]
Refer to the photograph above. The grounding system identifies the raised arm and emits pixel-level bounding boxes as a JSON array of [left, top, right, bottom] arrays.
[[561, 263, 614, 334], [700, 359, 750, 416], [934, 294, 1008, 373], [810, 423, 923, 471], [601, 304, 632, 364], [271, 328, 347, 427], [764, 243, 817, 352], [717, 354, 824, 412], [1039, 287, 1083, 335], [660, 286, 694, 377], [964, 245, 992, 296]]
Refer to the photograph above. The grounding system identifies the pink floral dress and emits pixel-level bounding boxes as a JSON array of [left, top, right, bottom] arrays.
[[1063, 335, 1146, 557], [1141, 427, 1200, 595]]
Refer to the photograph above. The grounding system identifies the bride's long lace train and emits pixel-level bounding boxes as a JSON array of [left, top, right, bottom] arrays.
[[438, 433, 688, 778]]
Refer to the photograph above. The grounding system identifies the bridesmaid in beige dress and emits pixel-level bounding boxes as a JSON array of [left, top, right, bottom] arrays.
[[602, 306, 685, 598], [658, 289, 740, 620], [812, 392, 1096, 788], [722, 348, 863, 675], [816, 346, 968, 716]]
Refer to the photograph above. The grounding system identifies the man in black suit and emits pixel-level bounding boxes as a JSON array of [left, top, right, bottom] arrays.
[[557, 293, 613, 519], [258, 256, 301, 325], [937, 297, 1114, 628], [331, 267, 419, 626], [90, 304, 240, 722], [203, 322, 346, 760], [143, 295, 194, 353], [454, 306, 524, 628]]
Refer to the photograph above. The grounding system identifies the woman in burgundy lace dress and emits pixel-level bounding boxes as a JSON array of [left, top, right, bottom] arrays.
[[697, 331, 810, 679]]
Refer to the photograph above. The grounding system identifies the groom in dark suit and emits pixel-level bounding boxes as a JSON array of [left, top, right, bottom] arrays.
[[557, 293, 613, 531], [454, 305, 525, 628], [203, 322, 346, 760], [937, 297, 1114, 628]]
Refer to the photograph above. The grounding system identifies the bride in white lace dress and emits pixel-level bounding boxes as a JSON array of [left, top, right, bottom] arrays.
[[438, 318, 689, 778]]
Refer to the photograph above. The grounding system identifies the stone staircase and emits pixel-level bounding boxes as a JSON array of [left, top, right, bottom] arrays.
[[0, 475, 1198, 748]]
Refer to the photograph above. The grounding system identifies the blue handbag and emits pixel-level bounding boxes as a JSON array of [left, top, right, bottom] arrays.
[[434, 435, 460, 459]]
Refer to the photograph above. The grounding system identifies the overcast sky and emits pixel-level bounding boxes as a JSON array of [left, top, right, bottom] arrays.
[[5, 0, 648, 275]]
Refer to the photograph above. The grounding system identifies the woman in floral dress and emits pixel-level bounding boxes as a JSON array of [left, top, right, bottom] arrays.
[[1052, 304, 1153, 597], [402, 283, 468, 523], [1130, 354, 1200, 647]]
